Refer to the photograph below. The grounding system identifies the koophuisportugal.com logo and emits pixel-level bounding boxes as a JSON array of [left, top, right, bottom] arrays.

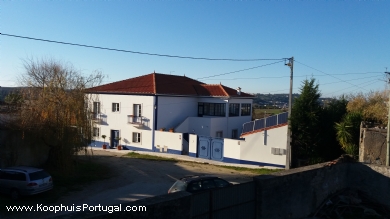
[[6, 204, 146, 213]]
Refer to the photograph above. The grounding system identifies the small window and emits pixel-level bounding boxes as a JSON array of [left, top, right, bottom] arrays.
[[241, 104, 251, 116], [132, 132, 141, 143], [93, 127, 100, 137], [112, 103, 120, 112], [229, 103, 239, 117], [216, 131, 223, 138]]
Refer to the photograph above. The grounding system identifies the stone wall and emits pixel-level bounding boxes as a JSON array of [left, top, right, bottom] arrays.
[[349, 163, 390, 209], [254, 163, 350, 219], [359, 127, 387, 165]]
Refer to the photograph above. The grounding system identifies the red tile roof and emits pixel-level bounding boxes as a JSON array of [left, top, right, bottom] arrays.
[[88, 73, 254, 98]]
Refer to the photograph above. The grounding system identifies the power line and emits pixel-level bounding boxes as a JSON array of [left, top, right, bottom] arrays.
[[295, 60, 371, 92], [196, 60, 285, 80], [0, 33, 284, 62], [203, 71, 383, 81], [323, 78, 381, 97], [259, 76, 382, 94]]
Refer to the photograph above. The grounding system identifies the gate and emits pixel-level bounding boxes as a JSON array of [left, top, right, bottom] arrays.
[[198, 136, 224, 161]]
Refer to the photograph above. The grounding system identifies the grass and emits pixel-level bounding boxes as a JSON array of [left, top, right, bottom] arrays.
[[252, 108, 285, 120], [217, 165, 282, 175], [125, 152, 179, 162], [0, 158, 112, 214], [125, 152, 282, 175]]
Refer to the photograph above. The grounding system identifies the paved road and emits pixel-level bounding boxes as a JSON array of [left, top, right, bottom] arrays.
[[3, 149, 258, 219]]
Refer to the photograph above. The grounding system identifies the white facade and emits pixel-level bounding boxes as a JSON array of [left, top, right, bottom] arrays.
[[89, 93, 253, 153], [90, 94, 155, 151]]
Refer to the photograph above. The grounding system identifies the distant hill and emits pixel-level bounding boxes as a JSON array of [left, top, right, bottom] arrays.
[[0, 87, 22, 102], [252, 93, 334, 108]]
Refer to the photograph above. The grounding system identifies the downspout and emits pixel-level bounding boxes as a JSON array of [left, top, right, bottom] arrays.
[[152, 95, 157, 151], [226, 99, 229, 138]]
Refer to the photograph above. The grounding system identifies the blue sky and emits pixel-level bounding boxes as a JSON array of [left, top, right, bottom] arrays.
[[1, 0, 389, 97]]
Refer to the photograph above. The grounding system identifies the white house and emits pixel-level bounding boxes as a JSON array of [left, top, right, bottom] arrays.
[[87, 72, 254, 154]]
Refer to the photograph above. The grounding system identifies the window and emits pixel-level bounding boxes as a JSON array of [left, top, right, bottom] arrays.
[[92, 102, 100, 119], [93, 127, 100, 137], [229, 103, 239, 117], [112, 103, 120, 112], [216, 131, 223, 138], [232, 129, 238, 139], [132, 132, 141, 143], [214, 104, 226, 116], [241, 104, 251, 116], [93, 102, 100, 114], [198, 103, 226, 117], [133, 104, 141, 116]]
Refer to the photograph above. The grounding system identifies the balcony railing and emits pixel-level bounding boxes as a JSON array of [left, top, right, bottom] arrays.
[[91, 112, 102, 124], [128, 115, 144, 127]]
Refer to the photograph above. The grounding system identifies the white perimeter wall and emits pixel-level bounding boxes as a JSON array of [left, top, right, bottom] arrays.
[[189, 134, 198, 156], [155, 130, 183, 152], [91, 94, 155, 150]]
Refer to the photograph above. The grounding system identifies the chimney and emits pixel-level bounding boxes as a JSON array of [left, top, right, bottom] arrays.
[[237, 87, 241, 95]]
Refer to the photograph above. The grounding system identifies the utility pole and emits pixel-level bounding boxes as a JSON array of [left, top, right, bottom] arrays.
[[386, 70, 390, 166], [285, 57, 294, 170]]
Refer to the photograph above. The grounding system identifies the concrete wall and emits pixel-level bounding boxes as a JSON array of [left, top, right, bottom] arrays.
[[222, 125, 288, 168], [359, 127, 387, 165], [189, 134, 197, 157], [54, 162, 390, 219], [154, 131, 183, 154]]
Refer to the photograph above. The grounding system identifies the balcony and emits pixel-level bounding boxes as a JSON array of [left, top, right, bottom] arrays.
[[128, 115, 147, 128], [91, 113, 102, 124]]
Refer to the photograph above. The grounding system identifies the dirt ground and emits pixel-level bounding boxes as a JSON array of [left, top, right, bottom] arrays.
[[5, 150, 259, 219]]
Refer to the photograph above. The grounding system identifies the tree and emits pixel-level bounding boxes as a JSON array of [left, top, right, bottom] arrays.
[[335, 112, 362, 157], [7, 58, 103, 172], [346, 91, 387, 125], [4, 91, 23, 111], [319, 96, 348, 160], [290, 78, 322, 166]]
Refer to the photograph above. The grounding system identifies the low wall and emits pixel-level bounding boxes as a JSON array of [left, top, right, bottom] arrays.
[[254, 163, 350, 218], [52, 161, 390, 219], [154, 131, 183, 154], [188, 134, 197, 157]]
